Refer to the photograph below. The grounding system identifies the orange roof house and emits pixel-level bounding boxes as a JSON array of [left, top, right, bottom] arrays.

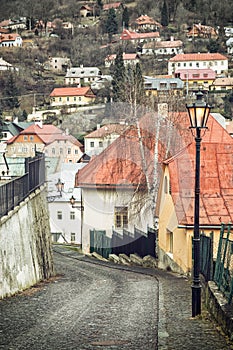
[[130, 15, 162, 32], [120, 29, 160, 43], [168, 53, 228, 75], [105, 52, 140, 67], [50, 86, 96, 106], [187, 23, 218, 38], [6, 122, 83, 164], [103, 2, 124, 11], [158, 114, 233, 274], [0, 33, 22, 47]]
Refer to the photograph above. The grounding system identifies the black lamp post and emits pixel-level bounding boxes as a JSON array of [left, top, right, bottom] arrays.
[[186, 91, 212, 317], [55, 178, 64, 196]]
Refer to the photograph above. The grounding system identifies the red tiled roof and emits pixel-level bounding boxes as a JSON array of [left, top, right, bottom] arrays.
[[75, 112, 189, 189], [120, 29, 160, 40], [135, 15, 162, 27], [103, 2, 122, 10], [0, 33, 21, 42], [50, 87, 95, 97], [143, 40, 183, 49], [165, 114, 233, 225], [169, 53, 228, 62], [105, 53, 139, 61], [85, 124, 128, 138], [7, 124, 63, 145]]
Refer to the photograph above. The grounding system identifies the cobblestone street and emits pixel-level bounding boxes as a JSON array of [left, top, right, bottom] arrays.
[[0, 249, 158, 350]]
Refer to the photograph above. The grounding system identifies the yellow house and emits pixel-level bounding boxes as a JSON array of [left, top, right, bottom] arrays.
[[50, 86, 96, 107], [158, 115, 233, 275]]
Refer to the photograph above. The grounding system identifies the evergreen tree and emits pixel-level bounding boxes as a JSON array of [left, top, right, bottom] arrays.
[[122, 7, 129, 29], [2, 73, 20, 110], [111, 47, 125, 102], [105, 8, 118, 42], [161, 1, 169, 27]]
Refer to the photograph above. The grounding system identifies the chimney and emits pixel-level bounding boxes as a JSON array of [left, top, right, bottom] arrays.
[[35, 120, 43, 128]]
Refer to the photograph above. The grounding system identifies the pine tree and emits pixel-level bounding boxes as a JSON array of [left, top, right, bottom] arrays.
[[3, 73, 20, 110], [111, 48, 125, 102], [161, 1, 169, 27], [122, 7, 129, 29], [105, 8, 118, 43]]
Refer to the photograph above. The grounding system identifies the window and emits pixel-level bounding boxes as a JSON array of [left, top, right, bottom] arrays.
[[57, 211, 62, 220], [74, 97, 76, 101], [164, 176, 168, 194], [71, 232, 76, 242], [67, 97, 69, 102], [23, 136, 28, 141], [167, 230, 173, 254], [79, 97, 82, 101], [193, 74, 200, 78], [59, 97, 62, 102], [99, 141, 103, 147], [70, 211, 75, 220], [60, 148, 63, 154], [68, 148, 71, 154], [170, 83, 177, 89], [75, 149, 79, 154], [90, 141, 94, 147], [160, 83, 167, 89], [203, 74, 208, 78], [52, 148, 55, 154], [114, 207, 128, 229], [30, 136, 34, 141]]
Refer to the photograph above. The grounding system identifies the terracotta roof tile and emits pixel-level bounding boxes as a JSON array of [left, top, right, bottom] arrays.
[[166, 117, 233, 225], [85, 124, 128, 138], [169, 53, 227, 62], [50, 87, 95, 97]]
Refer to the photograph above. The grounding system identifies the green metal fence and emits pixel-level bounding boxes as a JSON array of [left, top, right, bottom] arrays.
[[214, 223, 233, 304], [200, 231, 214, 281], [90, 229, 112, 259]]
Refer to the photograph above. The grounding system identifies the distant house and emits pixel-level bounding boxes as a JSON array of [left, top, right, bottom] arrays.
[[5, 123, 63, 157], [0, 33, 23, 47], [90, 75, 113, 90], [45, 133, 83, 164], [0, 18, 26, 31], [0, 57, 18, 72], [187, 23, 218, 38], [45, 56, 71, 72], [105, 53, 140, 67], [120, 29, 160, 44], [209, 77, 233, 92], [103, 2, 124, 11], [142, 38, 183, 56], [131, 15, 162, 32], [84, 123, 129, 157], [5, 122, 83, 162], [79, 5, 93, 17], [168, 53, 228, 76], [226, 37, 233, 55], [50, 86, 96, 107], [65, 66, 102, 86], [174, 68, 216, 92], [144, 75, 184, 97]]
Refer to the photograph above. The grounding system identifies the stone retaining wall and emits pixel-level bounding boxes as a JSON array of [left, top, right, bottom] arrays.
[[0, 186, 54, 299]]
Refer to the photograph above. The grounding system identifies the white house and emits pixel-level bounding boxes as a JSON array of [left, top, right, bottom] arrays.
[[65, 66, 102, 86], [142, 39, 183, 56], [84, 123, 128, 157], [168, 53, 228, 76], [48, 163, 86, 245], [0, 33, 22, 47]]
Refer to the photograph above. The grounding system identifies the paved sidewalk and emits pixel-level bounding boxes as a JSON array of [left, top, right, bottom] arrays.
[[54, 246, 233, 350]]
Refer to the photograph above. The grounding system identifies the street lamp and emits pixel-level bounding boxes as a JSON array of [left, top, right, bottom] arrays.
[[69, 195, 84, 211], [186, 91, 212, 317], [47, 178, 64, 202]]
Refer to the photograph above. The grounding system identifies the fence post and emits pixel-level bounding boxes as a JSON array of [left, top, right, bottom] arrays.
[[214, 224, 225, 287]]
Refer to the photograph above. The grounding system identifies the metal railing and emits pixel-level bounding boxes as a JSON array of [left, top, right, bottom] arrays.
[[214, 223, 233, 304], [0, 153, 45, 218]]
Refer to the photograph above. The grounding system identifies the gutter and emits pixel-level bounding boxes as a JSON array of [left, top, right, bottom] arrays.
[[178, 224, 222, 230]]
